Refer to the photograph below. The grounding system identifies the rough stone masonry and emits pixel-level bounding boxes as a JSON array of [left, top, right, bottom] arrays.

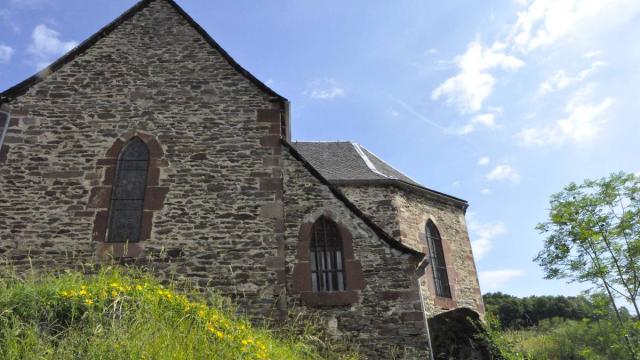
[[0, 0, 484, 358]]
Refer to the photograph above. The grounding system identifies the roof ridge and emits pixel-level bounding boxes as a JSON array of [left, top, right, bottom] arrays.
[[350, 142, 390, 180], [355, 143, 421, 184], [293, 140, 355, 143], [1, 0, 286, 103], [282, 139, 424, 259]]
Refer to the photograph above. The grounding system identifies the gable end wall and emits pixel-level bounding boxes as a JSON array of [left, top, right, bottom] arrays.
[[0, 0, 285, 318], [282, 150, 430, 359]]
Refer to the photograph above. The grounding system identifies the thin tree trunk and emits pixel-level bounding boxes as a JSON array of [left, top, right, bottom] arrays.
[[601, 278, 637, 360], [581, 240, 638, 360], [599, 230, 640, 317]]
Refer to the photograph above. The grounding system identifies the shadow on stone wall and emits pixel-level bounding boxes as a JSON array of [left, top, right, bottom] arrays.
[[428, 307, 504, 360]]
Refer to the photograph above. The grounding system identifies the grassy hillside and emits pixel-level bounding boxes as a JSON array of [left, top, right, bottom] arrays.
[[0, 267, 359, 360]]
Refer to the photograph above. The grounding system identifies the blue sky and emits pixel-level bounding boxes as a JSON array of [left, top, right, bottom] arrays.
[[2, 0, 640, 298]]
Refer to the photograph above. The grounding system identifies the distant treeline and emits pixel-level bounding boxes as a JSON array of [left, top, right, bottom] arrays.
[[482, 292, 633, 330]]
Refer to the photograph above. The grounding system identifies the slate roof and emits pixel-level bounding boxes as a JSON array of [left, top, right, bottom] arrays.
[[293, 141, 467, 208], [283, 140, 424, 258]]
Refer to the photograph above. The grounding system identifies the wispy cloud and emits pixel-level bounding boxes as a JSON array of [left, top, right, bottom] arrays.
[[584, 50, 601, 59], [27, 24, 78, 70], [457, 107, 503, 134], [538, 61, 606, 95], [0, 44, 14, 63], [478, 157, 490, 166], [390, 97, 449, 132], [431, 0, 639, 119], [487, 164, 521, 183], [481, 188, 491, 194], [467, 213, 507, 260], [0, 9, 21, 32], [518, 85, 613, 147], [479, 269, 525, 291], [305, 79, 345, 100], [432, 40, 523, 113], [509, 0, 618, 52]]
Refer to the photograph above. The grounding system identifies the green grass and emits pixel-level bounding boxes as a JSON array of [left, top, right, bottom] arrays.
[[0, 266, 359, 360], [485, 315, 640, 360]]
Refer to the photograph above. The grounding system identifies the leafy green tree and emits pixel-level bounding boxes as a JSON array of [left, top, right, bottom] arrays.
[[535, 172, 640, 358], [483, 293, 609, 330]]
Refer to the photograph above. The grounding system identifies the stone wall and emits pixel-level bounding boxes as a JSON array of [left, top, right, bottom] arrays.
[[341, 185, 484, 316], [282, 150, 430, 359], [0, 0, 284, 316], [0, 1, 484, 358]]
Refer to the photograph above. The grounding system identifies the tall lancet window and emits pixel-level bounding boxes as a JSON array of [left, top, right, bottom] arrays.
[[310, 217, 346, 292], [426, 220, 452, 298], [107, 137, 149, 243]]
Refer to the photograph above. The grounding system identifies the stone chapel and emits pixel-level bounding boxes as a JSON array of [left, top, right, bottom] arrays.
[[0, 0, 484, 358]]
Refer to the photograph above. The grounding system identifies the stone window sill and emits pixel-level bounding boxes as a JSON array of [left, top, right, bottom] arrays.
[[434, 296, 456, 310], [96, 242, 144, 259], [300, 290, 358, 307]]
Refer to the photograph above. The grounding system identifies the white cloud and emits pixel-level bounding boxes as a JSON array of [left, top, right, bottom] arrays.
[[27, 24, 78, 69], [458, 107, 503, 134], [467, 214, 507, 260], [487, 164, 521, 183], [0, 44, 14, 63], [432, 40, 523, 113], [538, 61, 606, 95], [452, 180, 461, 188], [510, 0, 614, 52], [480, 188, 491, 194], [478, 157, 490, 166], [0, 9, 21, 32], [518, 86, 613, 147], [306, 79, 345, 100], [479, 269, 525, 291], [584, 50, 601, 58]]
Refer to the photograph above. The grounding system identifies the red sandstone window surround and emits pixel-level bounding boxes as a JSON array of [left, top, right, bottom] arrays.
[[292, 215, 365, 306], [88, 131, 169, 259], [426, 220, 452, 299], [106, 137, 149, 243], [310, 217, 347, 292], [0, 112, 9, 161]]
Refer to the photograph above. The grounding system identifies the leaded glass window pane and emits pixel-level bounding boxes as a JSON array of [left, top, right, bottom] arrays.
[[107, 137, 149, 243], [426, 221, 452, 298], [310, 217, 347, 292]]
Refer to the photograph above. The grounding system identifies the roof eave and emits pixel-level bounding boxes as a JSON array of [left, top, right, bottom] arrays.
[[331, 178, 469, 212], [283, 139, 426, 259]]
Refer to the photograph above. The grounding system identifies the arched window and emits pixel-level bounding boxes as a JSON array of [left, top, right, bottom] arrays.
[[106, 137, 149, 243], [310, 216, 346, 292], [426, 220, 451, 298]]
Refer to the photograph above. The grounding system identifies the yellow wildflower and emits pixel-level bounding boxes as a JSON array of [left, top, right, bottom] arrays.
[[84, 299, 94, 305]]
